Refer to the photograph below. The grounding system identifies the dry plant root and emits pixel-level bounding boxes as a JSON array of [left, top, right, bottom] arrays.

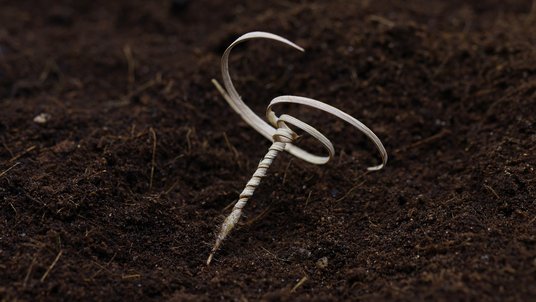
[[207, 32, 388, 265]]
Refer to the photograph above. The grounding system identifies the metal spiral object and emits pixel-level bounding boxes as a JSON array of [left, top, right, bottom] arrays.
[[207, 32, 388, 265]]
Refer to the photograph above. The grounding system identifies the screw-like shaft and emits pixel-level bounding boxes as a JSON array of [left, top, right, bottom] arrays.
[[207, 127, 295, 265]]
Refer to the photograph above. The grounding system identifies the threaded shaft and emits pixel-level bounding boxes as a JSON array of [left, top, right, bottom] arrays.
[[207, 127, 295, 265]]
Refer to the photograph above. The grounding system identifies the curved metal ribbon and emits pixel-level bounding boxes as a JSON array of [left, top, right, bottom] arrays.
[[217, 31, 387, 170]]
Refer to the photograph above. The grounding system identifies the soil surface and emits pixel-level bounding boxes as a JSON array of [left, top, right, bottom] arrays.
[[1, 0, 536, 301]]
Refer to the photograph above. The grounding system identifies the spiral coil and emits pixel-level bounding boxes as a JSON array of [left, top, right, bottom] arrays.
[[207, 32, 388, 265], [207, 127, 295, 265]]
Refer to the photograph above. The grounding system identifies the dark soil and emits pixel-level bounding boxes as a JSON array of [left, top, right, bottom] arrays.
[[1, 0, 536, 301]]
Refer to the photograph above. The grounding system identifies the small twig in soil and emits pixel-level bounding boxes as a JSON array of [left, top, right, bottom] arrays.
[[123, 44, 136, 93], [260, 246, 288, 262], [483, 184, 500, 199], [122, 274, 141, 280], [394, 129, 451, 154], [291, 276, 308, 292], [244, 207, 271, 226], [206, 32, 388, 265], [336, 171, 371, 202], [223, 132, 240, 166], [163, 79, 174, 95], [9, 203, 17, 215], [222, 198, 237, 212], [367, 15, 395, 27], [304, 190, 313, 208], [21, 238, 47, 249], [0, 162, 20, 179], [526, 0, 536, 23], [336, 179, 368, 202], [40, 250, 63, 282], [107, 74, 162, 108], [9, 145, 36, 163], [23, 257, 37, 287], [90, 253, 117, 280], [282, 158, 294, 185], [149, 127, 157, 191], [164, 178, 181, 195], [337, 149, 347, 165], [185, 128, 193, 154], [130, 124, 136, 138], [10, 60, 61, 97], [22, 191, 47, 208]]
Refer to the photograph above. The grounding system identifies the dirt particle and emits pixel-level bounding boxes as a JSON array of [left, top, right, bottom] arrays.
[[51, 140, 76, 154], [316, 257, 328, 269], [33, 113, 51, 124]]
